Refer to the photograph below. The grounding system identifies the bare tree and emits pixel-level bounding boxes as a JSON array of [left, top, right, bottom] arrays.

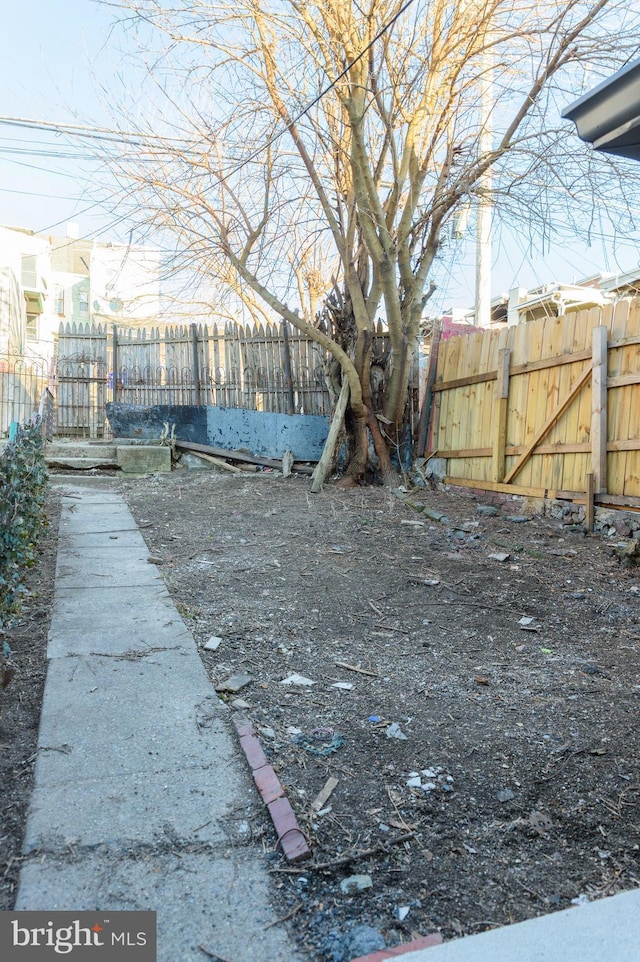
[[100, 0, 640, 484]]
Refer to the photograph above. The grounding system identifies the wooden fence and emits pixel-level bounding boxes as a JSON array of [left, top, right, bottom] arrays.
[[426, 299, 640, 507], [53, 319, 414, 440]]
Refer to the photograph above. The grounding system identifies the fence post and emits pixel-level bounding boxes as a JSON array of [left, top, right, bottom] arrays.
[[112, 324, 118, 403], [591, 325, 608, 493], [585, 472, 595, 532], [492, 348, 511, 482], [281, 321, 296, 415], [191, 323, 201, 406], [416, 317, 442, 456]]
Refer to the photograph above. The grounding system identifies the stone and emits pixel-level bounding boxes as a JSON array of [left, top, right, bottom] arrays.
[[204, 636, 223, 651], [215, 672, 253, 693], [340, 874, 373, 895], [386, 722, 408, 740], [281, 673, 315, 686], [116, 444, 171, 475], [477, 504, 499, 516]]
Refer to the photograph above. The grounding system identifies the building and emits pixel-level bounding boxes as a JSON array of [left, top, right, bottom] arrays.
[[0, 224, 161, 361]]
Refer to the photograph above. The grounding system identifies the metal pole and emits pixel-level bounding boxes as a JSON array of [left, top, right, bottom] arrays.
[[112, 324, 118, 402]]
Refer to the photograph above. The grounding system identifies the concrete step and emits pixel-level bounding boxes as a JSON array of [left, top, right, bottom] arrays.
[[46, 457, 120, 471], [45, 441, 118, 459]]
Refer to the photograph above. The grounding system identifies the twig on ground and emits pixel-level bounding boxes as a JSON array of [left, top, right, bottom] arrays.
[[197, 946, 235, 962], [263, 902, 302, 930], [335, 661, 379, 677]]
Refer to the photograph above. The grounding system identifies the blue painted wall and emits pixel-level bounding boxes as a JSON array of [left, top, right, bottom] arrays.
[[106, 403, 329, 461]]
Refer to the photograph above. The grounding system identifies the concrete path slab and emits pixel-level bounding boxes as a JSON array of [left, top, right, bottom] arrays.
[[16, 485, 305, 962], [55, 552, 165, 588], [17, 852, 295, 962], [384, 886, 640, 962]]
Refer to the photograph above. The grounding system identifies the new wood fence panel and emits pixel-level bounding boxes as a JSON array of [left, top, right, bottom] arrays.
[[609, 301, 640, 497], [428, 300, 640, 505]]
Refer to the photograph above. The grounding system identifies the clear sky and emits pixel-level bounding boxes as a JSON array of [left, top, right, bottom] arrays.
[[1, 0, 640, 315]]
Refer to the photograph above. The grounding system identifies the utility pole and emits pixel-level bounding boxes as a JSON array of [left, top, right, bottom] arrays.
[[474, 37, 493, 327]]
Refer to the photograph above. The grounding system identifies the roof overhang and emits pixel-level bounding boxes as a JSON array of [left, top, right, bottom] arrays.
[[563, 58, 640, 162]]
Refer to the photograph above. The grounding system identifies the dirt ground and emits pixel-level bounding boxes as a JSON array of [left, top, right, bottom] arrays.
[[0, 489, 60, 911], [2, 466, 640, 959]]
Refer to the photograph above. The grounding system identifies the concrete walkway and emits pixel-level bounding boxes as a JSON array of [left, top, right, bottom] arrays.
[[16, 484, 303, 962]]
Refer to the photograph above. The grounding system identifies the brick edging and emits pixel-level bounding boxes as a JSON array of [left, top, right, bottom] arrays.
[[232, 714, 311, 863], [350, 933, 443, 962]]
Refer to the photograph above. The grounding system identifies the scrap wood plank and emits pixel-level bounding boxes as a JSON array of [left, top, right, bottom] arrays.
[[187, 450, 243, 473], [311, 777, 339, 812], [503, 363, 593, 485], [175, 439, 314, 474]]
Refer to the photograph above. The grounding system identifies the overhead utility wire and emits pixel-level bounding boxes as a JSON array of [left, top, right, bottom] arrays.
[[0, 0, 418, 181], [200, 0, 418, 193], [0, 115, 198, 148]]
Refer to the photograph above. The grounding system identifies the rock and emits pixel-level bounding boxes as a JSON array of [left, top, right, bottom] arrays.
[[423, 457, 446, 481], [281, 449, 294, 478], [394, 906, 410, 921], [497, 788, 516, 803], [505, 515, 530, 523], [571, 893, 590, 906], [204, 636, 223, 651], [386, 722, 408, 740], [281, 672, 315, 685], [616, 539, 640, 567], [320, 925, 385, 962], [488, 552, 510, 562], [339, 875, 373, 895], [477, 504, 499, 516], [423, 507, 448, 523], [215, 672, 253, 693], [230, 698, 251, 710]]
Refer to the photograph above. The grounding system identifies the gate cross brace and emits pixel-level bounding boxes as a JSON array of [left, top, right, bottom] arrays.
[[502, 363, 593, 485]]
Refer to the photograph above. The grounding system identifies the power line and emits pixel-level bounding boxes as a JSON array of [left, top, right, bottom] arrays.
[[0, 115, 198, 148], [199, 0, 419, 194]]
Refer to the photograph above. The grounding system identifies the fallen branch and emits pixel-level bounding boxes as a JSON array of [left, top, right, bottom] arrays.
[[263, 902, 303, 930], [311, 378, 349, 493], [335, 661, 380, 677], [271, 833, 415, 874], [186, 451, 243, 473], [176, 440, 314, 474]]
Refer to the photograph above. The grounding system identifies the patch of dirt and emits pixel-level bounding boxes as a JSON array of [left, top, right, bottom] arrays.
[[0, 491, 60, 910], [117, 467, 640, 957], [3, 470, 640, 959]]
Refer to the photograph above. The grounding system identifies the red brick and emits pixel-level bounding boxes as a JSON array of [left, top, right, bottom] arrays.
[[238, 732, 268, 772], [349, 934, 443, 962], [253, 765, 285, 805], [232, 716, 254, 739], [267, 796, 311, 862]]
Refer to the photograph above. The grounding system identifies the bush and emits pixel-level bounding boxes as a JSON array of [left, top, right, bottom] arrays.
[[0, 421, 49, 626]]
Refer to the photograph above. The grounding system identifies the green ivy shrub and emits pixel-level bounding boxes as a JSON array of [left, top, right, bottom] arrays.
[[0, 421, 49, 626]]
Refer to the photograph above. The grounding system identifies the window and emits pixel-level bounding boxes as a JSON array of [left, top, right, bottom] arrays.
[[55, 286, 65, 315], [21, 255, 37, 289], [79, 290, 89, 315], [26, 314, 39, 341]]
